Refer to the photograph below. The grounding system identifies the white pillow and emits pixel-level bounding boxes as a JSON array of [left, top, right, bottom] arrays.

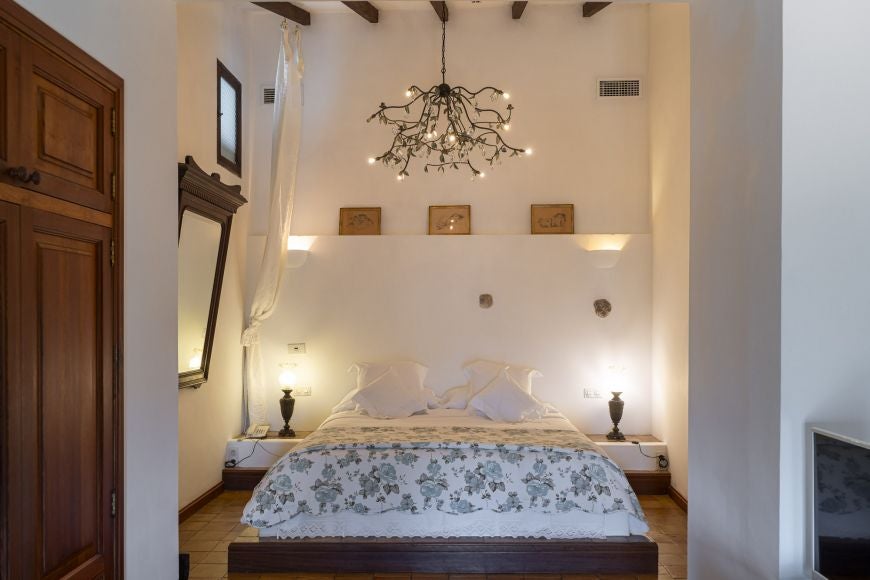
[[333, 386, 436, 413], [331, 388, 360, 413], [440, 385, 472, 409], [422, 387, 441, 409], [349, 361, 428, 393], [463, 359, 542, 395], [468, 369, 545, 423], [352, 369, 429, 419]]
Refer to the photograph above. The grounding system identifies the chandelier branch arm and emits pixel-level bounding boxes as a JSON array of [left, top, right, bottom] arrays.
[[455, 85, 506, 99]]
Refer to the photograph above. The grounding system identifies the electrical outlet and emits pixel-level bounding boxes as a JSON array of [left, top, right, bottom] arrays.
[[288, 343, 306, 354], [294, 385, 312, 397], [227, 448, 238, 461], [583, 388, 603, 399]]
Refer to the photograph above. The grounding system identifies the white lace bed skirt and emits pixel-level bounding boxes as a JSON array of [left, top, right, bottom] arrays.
[[258, 509, 649, 539]]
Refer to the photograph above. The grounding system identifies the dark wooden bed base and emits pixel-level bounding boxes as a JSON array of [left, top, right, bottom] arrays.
[[228, 536, 658, 575]]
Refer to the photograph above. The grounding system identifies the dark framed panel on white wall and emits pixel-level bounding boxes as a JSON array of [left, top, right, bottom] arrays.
[[217, 59, 242, 176]]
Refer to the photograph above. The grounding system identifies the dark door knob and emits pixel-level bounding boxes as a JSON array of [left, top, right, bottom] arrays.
[[7, 166, 41, 185]]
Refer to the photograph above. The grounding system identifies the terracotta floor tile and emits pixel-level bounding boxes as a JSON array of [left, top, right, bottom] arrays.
[[190, 562, 229, 577], [181, 540, 219, 552], [657, 554, 685, 567], [657, 543, 685, 555], [202, 550, 229, 564], [181, 520, 208, 531], [193, 529, 234, 541]]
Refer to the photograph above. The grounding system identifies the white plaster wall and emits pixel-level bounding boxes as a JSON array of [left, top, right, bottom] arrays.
[[648, 4, 689, 499], [688, 0, 783, 578], [177, 0, 256, 508], [780, 2, 870, 577], [250, 234, 652, 436], [14, 0, 179, 577], [241, 2, 653, 438], [246, 3, 651, 236]]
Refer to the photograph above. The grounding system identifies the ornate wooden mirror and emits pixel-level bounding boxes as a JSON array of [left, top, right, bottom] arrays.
[[178, 156, 246, 389]]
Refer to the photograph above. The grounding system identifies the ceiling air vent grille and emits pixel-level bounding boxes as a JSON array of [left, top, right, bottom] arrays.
[[262, 86, 276, 104], [598, 79, 641, 98]]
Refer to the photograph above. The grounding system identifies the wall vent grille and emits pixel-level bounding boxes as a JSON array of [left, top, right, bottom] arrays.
[[263, 86, 276, 104], [598, 79, 641, 98]]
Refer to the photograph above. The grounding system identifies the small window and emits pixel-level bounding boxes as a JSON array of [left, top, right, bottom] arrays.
[[217, 60, 242, 176]]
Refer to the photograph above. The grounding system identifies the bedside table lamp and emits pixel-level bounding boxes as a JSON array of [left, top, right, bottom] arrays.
[[606, 392, 626, 441], [605, 365, 628, 441], [278, 363, 297, 438]]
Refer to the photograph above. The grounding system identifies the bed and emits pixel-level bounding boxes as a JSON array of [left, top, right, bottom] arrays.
[[229, 404, 656, 575]]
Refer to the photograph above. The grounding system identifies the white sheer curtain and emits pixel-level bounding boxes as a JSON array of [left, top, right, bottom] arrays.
[[242, 25, 304, 427]]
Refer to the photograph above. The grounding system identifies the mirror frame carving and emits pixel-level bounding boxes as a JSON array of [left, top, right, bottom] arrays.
[[178, 155, 247, 389]]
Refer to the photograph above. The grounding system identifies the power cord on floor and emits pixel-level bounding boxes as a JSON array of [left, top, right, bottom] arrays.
[[224, 438, 283, 469], [631, 440, 670, 470]]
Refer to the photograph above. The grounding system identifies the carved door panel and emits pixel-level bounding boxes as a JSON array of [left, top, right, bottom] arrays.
[[15, 209, 115, 580], [0, 21, 19, 170], [16, 37, 117, 212]]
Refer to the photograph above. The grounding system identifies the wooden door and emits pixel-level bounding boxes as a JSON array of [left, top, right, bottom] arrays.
[[0, 199, 20, 580], [0, 2, 122, 577], [14, 208, 115, 580], [15, 33, 118, 213]]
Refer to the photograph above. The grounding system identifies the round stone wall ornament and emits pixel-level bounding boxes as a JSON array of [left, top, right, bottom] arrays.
[[594, 298, 612, 318]]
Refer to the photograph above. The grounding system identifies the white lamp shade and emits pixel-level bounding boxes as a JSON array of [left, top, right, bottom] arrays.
[[588, 249, 621, 269], [279, 368, 298, 388]]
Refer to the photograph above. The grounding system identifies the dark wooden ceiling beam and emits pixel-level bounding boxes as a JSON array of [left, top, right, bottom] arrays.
[[582, 2, 611, 18], [512, 1, 528, 19], [252, 2, 311, 25], [342, 1, 378, 23], [430, 1, 448, 22]]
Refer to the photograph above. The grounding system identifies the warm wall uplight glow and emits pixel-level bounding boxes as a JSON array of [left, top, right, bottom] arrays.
[[577, 234, 631, 252], [286, 236, 315, 252]]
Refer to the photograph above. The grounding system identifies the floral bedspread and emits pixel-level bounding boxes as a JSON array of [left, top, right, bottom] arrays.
[[241, 424, 646, 530]]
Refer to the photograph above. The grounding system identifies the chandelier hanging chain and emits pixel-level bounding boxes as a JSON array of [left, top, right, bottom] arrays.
[[366, 15, 530, 179], [441, 17, 446, 84]]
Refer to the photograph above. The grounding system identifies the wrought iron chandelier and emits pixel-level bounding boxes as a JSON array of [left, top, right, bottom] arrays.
[[367, 17, 531, 180]]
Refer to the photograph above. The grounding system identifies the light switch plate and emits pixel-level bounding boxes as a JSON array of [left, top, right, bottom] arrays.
[[288, 343, 306, 354], [583, 388, 603, 399], [294, 385, 312, 397]]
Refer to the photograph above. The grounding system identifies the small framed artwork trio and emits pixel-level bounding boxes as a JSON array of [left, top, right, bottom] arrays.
[[338, 203, 574, 236]]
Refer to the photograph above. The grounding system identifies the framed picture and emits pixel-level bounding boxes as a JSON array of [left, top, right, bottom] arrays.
[[429, 205, 471, 235], [339, 207, 381, 235], [531, 204, 574, 234]]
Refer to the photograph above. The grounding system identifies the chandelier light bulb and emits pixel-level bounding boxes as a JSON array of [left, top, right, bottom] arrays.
[[524, 147, 533, 156], [502, 92, 511, 100], [367, 157, 376, 165], [448, 134, 457, 143], [503, 123, 511, 131], [405, 89, 413, 98], [396, 174, 405, 181], [479, 172, 486, 178]]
